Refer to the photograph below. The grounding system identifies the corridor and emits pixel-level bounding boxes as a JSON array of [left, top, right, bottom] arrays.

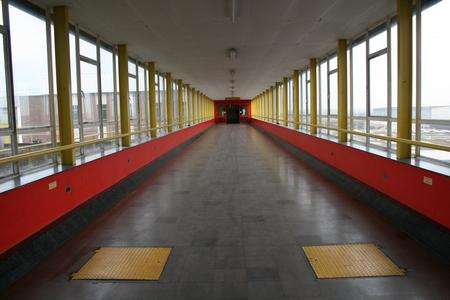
[[5, 124, 450, 299]]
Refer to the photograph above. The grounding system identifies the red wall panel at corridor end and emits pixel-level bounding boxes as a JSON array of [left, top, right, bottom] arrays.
[[252, 119, 450, 230], [0, 121, 214, 256]]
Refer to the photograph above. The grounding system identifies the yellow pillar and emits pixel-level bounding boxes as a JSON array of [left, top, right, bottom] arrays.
[[201, 93, 205, 121], [275, 83, 280, 123], [397, 0, 413, 159], [184, 84, 190, 126], [283, 77, 288, 126], [189, 87, 194, 125], [147, 62, 157, 137], [263, 90, 266, 119], [166, 73, 173, 132], [118, 44, 131, 146], [269, 86, 274, 122], [338, 39, 348, 143], [264, 91, 267, 119], [293, 70, 300, 129], [196, 89, 199, 122], [54, 6, 75, 165], [310, 58, 318, 135], [191, 89, 196, 124], [177, 79, 183, 129]]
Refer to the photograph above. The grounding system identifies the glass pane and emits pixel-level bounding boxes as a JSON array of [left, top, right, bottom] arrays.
[[420, 123, 450, 162], [369, 29, 387, 53], [128, 60, 136, 75], [173, 82, 178, 124], [329, 56, 337, 70], [352, 118, 366, 143], [79, 35, 96, 60], [421, 0, 450, 120], [10, 5, 50, 128], [0, 1, 3, 25], [329, 72, 338, 115], [390, 23, 397, 115], [138, 66, 147, 130], [80, 61, 99, 123], [0, 37, 8, 129], [320, 61, 328, 117], [129, 76, 138, 136], [0, 136, 12, 178], [70, 33, 78, 130], [352, 41, 366, 117], [369, 120, 388, 148], [100, 48, 115, 127], [369, 54, 387, 116]]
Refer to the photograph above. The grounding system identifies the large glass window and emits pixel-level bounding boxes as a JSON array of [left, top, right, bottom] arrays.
[[128, 60, 138, 140], [100, 47, 117, 138], [10, 4, 53, 171], [138, 65, 147, 134], [0, 12, 12, 178], [173, 81, 178, 126], [420, 0, 450, 161]]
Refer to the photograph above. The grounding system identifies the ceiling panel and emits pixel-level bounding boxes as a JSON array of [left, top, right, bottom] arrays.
[[31, 0, 396, 99]]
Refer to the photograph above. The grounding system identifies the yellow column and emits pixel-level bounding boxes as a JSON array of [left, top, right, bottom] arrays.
[[264, 91, 268, 119], [54, 6, 75, 165], [293, 70, 300, 129], [310, 58, 318, 135], [283, 77, 288, 126], [118, 44, 131, 146], [202, 93, 205, 120], [269, 86, 274, 122], [166, 73, 173, 132], [192, 89, 196, 124], [196, 89, 199, 123], [184, 84, 190, 126], [275, 83, 280, 123], [189, 87, 194, 125], [338, 39, 348, 143], [147, 62, 157, 137], [177, 79, 183, 129], [397, 0, 413, 159]]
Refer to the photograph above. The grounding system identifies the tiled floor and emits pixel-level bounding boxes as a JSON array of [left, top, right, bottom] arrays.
[[4, 124, 450, 299]]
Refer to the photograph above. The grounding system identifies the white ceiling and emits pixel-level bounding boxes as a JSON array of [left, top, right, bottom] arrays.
[[31, 0, 396, 100]]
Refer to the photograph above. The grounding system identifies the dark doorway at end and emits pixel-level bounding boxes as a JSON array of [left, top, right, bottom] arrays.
[[227, 105, 240, 123]]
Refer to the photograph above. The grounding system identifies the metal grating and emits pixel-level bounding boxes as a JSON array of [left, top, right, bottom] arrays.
[[72, 247, 171, 280], [302, 243, 405, 279]]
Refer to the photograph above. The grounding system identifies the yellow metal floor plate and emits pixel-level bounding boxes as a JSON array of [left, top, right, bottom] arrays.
[[72, 247, 171, 280], [302, 243, 405, 279]]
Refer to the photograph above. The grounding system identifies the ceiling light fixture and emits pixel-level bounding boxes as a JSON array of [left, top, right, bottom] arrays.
[[227, 48, 238, 60], [230, 0, 238, 24]]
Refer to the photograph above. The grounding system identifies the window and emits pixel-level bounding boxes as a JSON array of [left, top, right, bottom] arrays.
[[319, 60, 328, 133], [138, 65, 148, 134], [420, 0, 450, 161], [369, 29, 388, 117], [100, 47, 117, 138], [300, 69, 310, 128], [172, 81, 178, 127], [287, 79, 293, 124], [0, 10, 12, 178], [10, 3, 54, 171], [128, 60, 138, 140]]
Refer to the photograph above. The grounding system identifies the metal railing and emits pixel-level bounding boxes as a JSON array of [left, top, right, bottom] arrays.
[[253, 115, 450, 153], [0, 117, 212, 166]]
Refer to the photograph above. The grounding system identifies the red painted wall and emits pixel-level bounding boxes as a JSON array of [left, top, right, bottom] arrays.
[[214, 100, 251, 123], [0, 121, 214, 255], [252, 119, 450, 229]]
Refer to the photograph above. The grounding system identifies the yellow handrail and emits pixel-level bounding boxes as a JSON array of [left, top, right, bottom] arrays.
[[253, 115, 450, 153], [0, 117, 213, 166]]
